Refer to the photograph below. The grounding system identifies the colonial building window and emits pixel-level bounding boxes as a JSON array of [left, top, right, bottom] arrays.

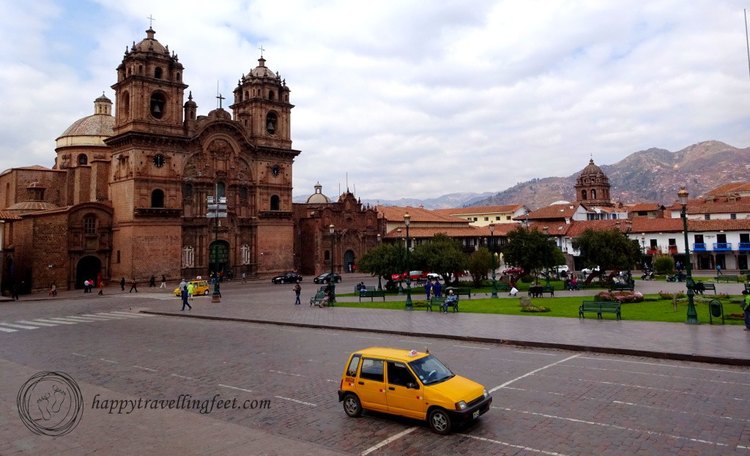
[[78, 154, 88, 165], [84, 215, 96, 235], [155, 67, 163, 79], [270, 195, 280, 211], [182, 246, 195, 268], [151, 189, 165, 208]]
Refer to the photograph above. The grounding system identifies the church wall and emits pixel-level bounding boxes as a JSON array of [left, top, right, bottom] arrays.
[[112, 223, 181, 281], [29, 213, 70, 291], [73, 166, 92, 205], [91, 159, 110, 202], [256, 220, 294, 274]]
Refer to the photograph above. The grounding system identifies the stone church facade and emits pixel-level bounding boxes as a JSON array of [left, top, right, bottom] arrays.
[[0, 28, 299, 292]]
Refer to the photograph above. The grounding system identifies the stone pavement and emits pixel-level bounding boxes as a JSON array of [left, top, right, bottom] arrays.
[[139, 284, 750, 367], [5, 278, 750, 366]]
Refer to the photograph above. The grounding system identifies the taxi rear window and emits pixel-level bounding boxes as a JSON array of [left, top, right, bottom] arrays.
[[346, 355, 361, 377]]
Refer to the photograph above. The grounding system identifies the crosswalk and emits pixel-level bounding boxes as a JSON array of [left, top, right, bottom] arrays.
[[0, 311, 154, 334]]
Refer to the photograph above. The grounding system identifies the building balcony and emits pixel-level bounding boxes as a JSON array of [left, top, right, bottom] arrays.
[[739, 242, 750, 252], [646, 247, 661, 255], [668, 245, 678, 254], [693, 243, 707, 252], [713, 242, 732, 252]]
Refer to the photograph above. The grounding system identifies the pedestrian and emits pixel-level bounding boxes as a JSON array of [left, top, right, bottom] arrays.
[[241, 272, 247, 284], [11, 282, 19, 301], [97, 278, 104, 295], [120, 277, 125, 291], [83, 279, 89, 293], [742, 290, 750, 331], [424, 281, 433, 300], [129, 278, 138, 293], [49, 283, 57, 297], [160, 274, 167, 288], [716, 264, 722, 276], [509, 286, 519, 297], [187, 281, 195, 299], [432, 279, 442, 298], [149, 275, 156, 287], [294, 281, 301, 305], [179, 278, 191, 311]]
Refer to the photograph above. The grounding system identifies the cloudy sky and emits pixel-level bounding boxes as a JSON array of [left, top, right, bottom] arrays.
[[2, 0, 750, 201]]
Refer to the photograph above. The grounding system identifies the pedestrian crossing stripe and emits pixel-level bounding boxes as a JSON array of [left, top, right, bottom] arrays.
[[0, 312, 156, 335]]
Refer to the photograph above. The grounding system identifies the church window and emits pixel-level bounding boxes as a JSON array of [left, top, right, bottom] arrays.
[[151, 189, 165, 208], [176, 72, 181, 82], [138, 64, 143, 74], [240, 244, 251, 265], [83, 215, 96, 235], [266, 112, 277, 134], [216, 182, 226, 198], [325, 250, 330, 261], [239, 186, 248, 200], [78, 154, 88, 165], [122, 91, 130, 117], [591, 189, 597, 199], [270, 195, 280, 211], [182, 246, 195, 268], [155, 67, 163, 79], [245, 90, 249, 100], [150, 92, 166, 119], [268, 90, 275, 100], [183, 183, 193, 199], [581, 190, 587, 200]]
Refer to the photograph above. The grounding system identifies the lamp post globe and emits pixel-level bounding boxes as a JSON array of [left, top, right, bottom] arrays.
[[678, 187, 698, 324], [404, 213, 413, 310]]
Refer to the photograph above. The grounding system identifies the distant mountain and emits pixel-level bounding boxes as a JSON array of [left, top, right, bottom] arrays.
[[293, 141, 750, 210], [471, 141, 750, 210]]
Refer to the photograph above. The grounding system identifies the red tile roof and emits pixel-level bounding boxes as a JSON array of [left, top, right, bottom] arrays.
[[433, 205, 524, 216], [377, 205, 467, 224], [525, 203, 579, 220]]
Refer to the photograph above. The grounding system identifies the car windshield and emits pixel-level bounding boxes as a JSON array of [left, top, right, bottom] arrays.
[[409, 355, 454, 385]]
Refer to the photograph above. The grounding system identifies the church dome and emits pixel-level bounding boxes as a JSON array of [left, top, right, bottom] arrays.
[[305, 182, 330, 204], [133, 28, 167, 54], [250, 56, 277, 79], [56, 94, 114, 147], [576, 159, 609, 186]]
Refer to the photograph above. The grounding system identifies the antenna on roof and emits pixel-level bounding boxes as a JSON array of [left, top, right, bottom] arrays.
[[745, 9, 750, 80]]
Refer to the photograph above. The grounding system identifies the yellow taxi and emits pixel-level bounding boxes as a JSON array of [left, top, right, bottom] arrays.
[[337, 347, 491, 434], [173, 279, 211, 297]]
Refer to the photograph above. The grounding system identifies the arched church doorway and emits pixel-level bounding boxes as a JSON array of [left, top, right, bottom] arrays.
[[76, 256, 102, 289], [209, 240, 230, 278], [344, 249, 356, 273]]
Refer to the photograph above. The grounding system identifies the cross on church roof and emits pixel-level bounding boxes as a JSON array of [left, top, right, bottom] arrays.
[[147, 14, 156, 28], [258, 45, 265, 57], [217, 93, 225, 109]]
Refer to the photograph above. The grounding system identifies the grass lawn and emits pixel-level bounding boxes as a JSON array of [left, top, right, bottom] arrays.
[[337, 293, 746, 325]]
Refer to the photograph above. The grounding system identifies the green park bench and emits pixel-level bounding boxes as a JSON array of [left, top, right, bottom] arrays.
[[429, 296, 459, 312], [693, 282, 716, 295], [446, 287, 471, 299], [578, 300, 621, 320], [528, 285, 555, 297], [609, 282, 634, 292], [715, 275, 740, 283], [358, 286, 386, 302]]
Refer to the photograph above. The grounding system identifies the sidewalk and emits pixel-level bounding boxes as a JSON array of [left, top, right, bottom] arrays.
[[6, 280, 749, 366], [139, 287, 750, 367]]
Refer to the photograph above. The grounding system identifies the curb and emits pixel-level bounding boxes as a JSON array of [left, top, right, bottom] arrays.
[[140, 310, 750, 367]]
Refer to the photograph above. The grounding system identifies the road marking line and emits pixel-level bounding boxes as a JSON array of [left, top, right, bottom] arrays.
[[110, 311, 155, 318], [95, 313, 134, 319], [0, 326, 18, 333], [454, 344, 491, 350], [100, 358, 117, 364], [171, 373, 194, 380], [577, 355, 750, 375], [133, 365, 157, 372], [71, 352, 87, 357], [397, 339, 433, 345], [18, 320, 57, 327], [458, 433, 568, 455], [35, 318, 77, 325], [355, 335, 384, 340], [273, 396, 316, 407], [45, 317, 85, 323], [493, 405, 732, 450], [489, 354, 580, 393], [80, 314, 120, 320], [57, 316, 100, 322], [361, 426, 418, 456], [0, 322, 38, 330], [218, 384, 253, 393], [269, 369, 303, 377]]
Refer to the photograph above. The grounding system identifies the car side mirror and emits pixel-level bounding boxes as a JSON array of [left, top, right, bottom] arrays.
[[407, 382, 418, 389]]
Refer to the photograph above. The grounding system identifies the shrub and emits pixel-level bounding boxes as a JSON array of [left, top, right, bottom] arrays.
[[653, 255, 674, 275], [595, 291, 644, 303], [519, 296, 550, 312]]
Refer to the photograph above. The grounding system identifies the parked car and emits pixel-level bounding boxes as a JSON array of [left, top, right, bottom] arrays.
[[338, 347, 492, 435], [581, 266, 601, 275], [502, 267, 524, 276], [426, 272, 443, 281], [313, 272, 342, 284], [172, 279, 211, 296], [554, 265, 569, 273], [271, 272, 302, 284]]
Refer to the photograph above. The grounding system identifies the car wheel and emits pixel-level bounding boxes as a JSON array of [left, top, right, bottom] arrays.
[[428, 408, 452, 435], [203, 290, 209, 295], [342, 393, 362, 417]]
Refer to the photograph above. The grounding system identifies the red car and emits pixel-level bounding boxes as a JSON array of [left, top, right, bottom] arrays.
[[502, 267, 524, 276]]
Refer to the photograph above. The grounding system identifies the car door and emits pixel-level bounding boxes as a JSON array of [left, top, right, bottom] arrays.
[[385, 361, 426, 419], [355, 358, 387, 412]]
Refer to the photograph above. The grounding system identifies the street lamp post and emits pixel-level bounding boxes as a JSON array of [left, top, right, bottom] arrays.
[[625, 219, 633, 286], [489, 222, 498, 298], [329, 224, 336, 305], [404, 212, 413, 310], [543, 226, 551, 288], [376, 233, 382, 291], [678, 187, 698, 325]]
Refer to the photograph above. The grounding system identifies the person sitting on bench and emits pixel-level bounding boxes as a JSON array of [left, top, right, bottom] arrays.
[[443, 289, 457, 312]]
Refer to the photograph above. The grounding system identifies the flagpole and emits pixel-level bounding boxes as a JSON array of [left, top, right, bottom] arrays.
[[745, 9, 750, 79]]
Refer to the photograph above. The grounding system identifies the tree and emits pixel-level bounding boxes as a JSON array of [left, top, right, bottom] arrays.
[[358, 243, 405, 286], [500, 227, 562, 283], [411, 234, 467, 285], [572, 228, 642, 279], [467, 248, 492, 288]]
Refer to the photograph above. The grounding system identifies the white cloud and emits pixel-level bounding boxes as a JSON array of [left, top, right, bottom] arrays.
[[1, 0, 749, 201]]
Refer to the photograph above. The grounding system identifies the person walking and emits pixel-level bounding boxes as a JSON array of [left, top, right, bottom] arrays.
[[11, 282, 19, 301], [742, 290, 750, 331], [148, 275, 156, 287], [120, 277, 126, 291], [716, 264, 722, 276], [97, 278, 104, 295], [179, 278, 191, 311], [293, 281, 301, 305], [241, 272, 247, 284], [129, 278, 138, 293], [159, 274, 167, 288]]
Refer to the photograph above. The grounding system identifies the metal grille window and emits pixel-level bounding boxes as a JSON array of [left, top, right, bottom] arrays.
[[84, 216, 96, 235]]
